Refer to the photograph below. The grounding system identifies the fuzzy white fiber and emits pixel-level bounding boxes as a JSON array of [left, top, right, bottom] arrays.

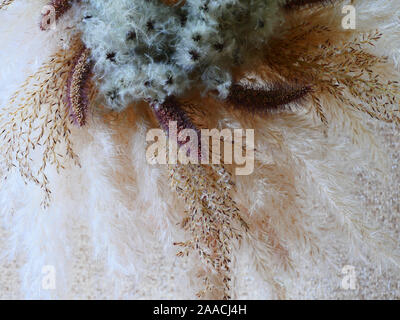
[[0, 0, 400, 299], [79, 0, 283, 109]]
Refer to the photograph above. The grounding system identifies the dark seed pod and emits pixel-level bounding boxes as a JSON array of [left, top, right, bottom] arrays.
[[151, 96, 202, 160], [283, 0, 335, 11], [227, 83, 312, 113]]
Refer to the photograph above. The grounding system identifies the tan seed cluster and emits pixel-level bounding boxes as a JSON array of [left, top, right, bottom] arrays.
[[170, 163, 248, 299], [0, 39, 89, 207], [0, 0, 14, 10]]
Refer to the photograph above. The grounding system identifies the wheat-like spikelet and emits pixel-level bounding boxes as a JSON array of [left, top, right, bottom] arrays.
[[170, 163, 248, 299], [264, 25, 400, 128], [0, 39, 89, 207], [66, 46, 93, 126], [0, 0, 14, 10]]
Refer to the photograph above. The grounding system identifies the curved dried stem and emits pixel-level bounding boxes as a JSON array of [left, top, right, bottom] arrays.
[[264, 25, 400, 127], [151, 96, 200, 140], [152, 98, 248, 299], [171, 163, 247, 299]]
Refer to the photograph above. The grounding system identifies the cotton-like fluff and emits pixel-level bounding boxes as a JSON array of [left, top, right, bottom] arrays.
[[79, 0, 283, 110]]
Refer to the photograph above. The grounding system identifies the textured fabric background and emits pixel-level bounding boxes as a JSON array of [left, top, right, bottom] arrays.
[[0, 0, 399, 299], [1, 129, 399, 300]]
